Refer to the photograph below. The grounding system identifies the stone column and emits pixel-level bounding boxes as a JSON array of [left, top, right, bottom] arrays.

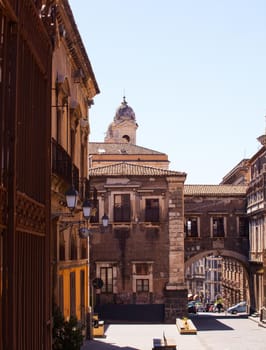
[[164, 176, 187, 323]]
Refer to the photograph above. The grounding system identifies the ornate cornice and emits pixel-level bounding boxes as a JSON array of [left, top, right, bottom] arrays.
[[56, 0, 100, 98]]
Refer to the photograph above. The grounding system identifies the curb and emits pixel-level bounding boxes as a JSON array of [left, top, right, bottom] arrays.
[[249, 316, 266, 328]]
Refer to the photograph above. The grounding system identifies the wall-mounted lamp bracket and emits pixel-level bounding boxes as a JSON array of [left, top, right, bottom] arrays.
[[51, 212, 74, 220], [59, 220, 86, 233]]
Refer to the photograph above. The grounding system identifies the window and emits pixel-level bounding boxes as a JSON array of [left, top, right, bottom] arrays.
[[100, 267, 113, 293], [70, 231, 77, 260], [59, 231, 65, 260], [96, 263, 117, 294], [136, 263, 149, 275], [136, 279, 149, 292], [132, 262, 153, 294], [114, 194, 130, 222], [185, 217, 198, 237], [80, 239, 87, 259], [59, 275, 64, 313], [70, 272, 76, 317], [145, 198, 159, 222], [239, 217, 248, 237], [212, 217, 225, 237], [80, 270, 85, 323]]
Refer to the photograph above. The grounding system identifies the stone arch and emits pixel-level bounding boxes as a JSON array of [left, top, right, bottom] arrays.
[[185, 249, 249, 270], [185, 249, 251, 308]]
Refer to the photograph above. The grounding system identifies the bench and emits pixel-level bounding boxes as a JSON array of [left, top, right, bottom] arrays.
[[152, 337, 176, 349], [92, 314, 105, 338], [176, 318, 197, 335]]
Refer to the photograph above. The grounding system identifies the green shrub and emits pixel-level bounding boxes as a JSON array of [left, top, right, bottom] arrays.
[[52, 305, 84, 350]]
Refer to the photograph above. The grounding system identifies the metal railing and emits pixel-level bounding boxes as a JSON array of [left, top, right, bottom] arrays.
[[52, 138, 79, 191]]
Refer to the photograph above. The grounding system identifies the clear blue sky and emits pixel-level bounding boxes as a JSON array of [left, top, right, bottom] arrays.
[[69, 0, 266, 184]]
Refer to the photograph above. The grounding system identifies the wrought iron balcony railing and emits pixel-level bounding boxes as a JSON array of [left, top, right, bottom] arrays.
[[52, 138, 79, 191]]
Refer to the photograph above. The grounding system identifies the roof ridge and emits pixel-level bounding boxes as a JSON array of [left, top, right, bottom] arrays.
[[89, 161, 186, 177]]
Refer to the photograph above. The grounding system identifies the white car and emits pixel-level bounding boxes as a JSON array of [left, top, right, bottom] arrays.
[[227, 301, 247, 314]]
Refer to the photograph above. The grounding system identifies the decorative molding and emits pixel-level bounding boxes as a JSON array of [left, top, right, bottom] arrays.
[[16, 192, 46, 235]]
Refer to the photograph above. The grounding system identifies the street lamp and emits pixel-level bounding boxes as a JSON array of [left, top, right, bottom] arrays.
[[65, 188, 92, 218], [82, 199, 92, 220], [102, 213, 109, 227], [62, 187, 109, 236], [65, 187, 78, 211]]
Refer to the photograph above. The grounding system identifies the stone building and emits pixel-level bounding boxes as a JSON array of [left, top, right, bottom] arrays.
[[50, 0, 99, 329], [221, 159, 250, 185], [246, 132, 266, 313], [221, 127, 266, 315], [88, 97, 254, 321], [88, 98, 187, 322], [184, 185, 249, 308], [89, 162, 187, 323], [1, 1, 101, 346]]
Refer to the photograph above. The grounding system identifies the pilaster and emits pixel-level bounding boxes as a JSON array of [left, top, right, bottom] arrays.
[[164, 175, 187, 322]]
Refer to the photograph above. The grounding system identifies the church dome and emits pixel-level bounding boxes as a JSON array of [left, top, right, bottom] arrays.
[[115, 96, 136, 121]]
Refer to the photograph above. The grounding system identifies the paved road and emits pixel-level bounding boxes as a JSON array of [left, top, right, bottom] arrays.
[[81, 313, 266, 350]]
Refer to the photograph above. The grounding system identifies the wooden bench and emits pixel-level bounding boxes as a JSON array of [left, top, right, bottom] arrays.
[[152, 337, 176, 349]]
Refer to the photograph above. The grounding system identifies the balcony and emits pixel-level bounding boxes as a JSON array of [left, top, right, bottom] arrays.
[[52, 138, 79, 190]]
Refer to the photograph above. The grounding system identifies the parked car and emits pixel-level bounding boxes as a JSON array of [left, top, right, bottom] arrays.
[[227, 301, 247, 314], [188, 301, 197, 314]]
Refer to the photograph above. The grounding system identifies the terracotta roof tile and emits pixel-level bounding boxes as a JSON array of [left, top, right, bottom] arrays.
[[89, 162, 186, 177], [184, 184, 247, 196]]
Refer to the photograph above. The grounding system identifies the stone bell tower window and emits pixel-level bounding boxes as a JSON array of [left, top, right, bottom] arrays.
[[122, 135, 130, 143]]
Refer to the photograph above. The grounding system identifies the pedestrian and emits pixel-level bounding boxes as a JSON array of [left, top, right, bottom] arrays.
[[217, 303, 222, 313]]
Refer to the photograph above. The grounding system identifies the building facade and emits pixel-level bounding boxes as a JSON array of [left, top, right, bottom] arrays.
[[0, 1, 53, 348], [88, 98, 255, 320], [50, 0, 99, 330], [184, 184, 250, 309], [88, 162, 187, 323], [246, 133, 266, 313], [1, 0, 100, 347], [88, 99, 187, 322]]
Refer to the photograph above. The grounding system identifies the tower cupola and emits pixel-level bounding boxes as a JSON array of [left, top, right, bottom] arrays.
[[104, 96, 138, 144]]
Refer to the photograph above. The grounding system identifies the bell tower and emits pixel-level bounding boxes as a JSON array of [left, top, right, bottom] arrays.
[[104, 96, 138, 144]]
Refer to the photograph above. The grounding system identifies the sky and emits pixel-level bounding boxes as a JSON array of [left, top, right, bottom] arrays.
[[69, 0, 266, 184]]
